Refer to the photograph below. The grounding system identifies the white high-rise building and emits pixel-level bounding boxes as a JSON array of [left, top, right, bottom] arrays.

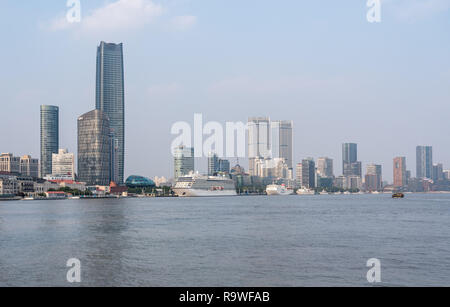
[[52, 149, 75, 180]]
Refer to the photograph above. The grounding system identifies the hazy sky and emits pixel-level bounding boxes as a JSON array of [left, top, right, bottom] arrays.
[[0, 0, 449, 181]]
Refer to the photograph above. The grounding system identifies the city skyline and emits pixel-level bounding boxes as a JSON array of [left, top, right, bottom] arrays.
[[1, 1, 450, 181]]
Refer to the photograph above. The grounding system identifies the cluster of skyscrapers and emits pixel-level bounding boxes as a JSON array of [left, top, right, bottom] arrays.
[[170, 114, 450, 192], [248, 117, 294, 179], [38, 42, 125, 186]]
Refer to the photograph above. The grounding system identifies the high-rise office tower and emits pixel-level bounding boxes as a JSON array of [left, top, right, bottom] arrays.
[[297, 158, 315, 189], [317, 157, 334, 178], [342, 143, 361, 177], [40, 105, 59, 178], [364, 174, 378, 191], [366, 164, 382, 191], [208, 153, 220, 176], [52, 149, 75, 180], [77, 110, 111, 186], [432, 163, 444, 182], [416, 146, 433, 179], [393, 157, 407, 188], [174, 145, 194, 179], [271, 120, 293, 169], [342, 143, 357, 165], [248, 117, 270, 176], [96, 41, 125, 184], [207, 153, 230, 175]]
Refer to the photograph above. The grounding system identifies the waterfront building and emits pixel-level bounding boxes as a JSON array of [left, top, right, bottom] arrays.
[[46, 179, 87, 192], [208, 153, 220, 176], [365, 174, 379, 192], [52, 149, 75, 180], [342, 143, 357, 175], [248, 117, 271, 176], [33, 181, 60, 194], [208, 153, 231, 175], [342, 143, 362, 177], [253, 158, 270, 178], [432, 163, 444, 182], [406, 170, 412, 184], [317, 176, 334, 189], [444, 170, 450, 180], [0, 176, 18, 195], [317, 157, 334, 178], [271, 120, 293, 169], [416, 146, 433, 179], [77, 110, 111, 186], [254, 158, 290, 179], [174, 145, 194, 179], [17, 176, 35, 195], [96, 41, 125, 184], [334, 175, 361, 190], [393, 157, 407, 188], [109, 181, 128, 196], [125, 176, 156, 188], [40, 105, 59, 178], [344, 161, 362, 178], [347, 176, 362, 190], [366, 164, 382, 191], [20, 155, 39, 178], [0, 153, 20, 174], [297, 158, 315, 189], [334, 176, 346, 190]]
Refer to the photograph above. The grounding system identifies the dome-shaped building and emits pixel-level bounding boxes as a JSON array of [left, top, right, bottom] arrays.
[[125, 176, 156, 188]]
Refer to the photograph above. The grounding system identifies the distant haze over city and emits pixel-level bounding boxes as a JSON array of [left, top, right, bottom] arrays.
[[1, 1, 449, 181]]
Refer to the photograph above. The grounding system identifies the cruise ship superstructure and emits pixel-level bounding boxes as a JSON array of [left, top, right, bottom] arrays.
[[173, 174, 237, 197]]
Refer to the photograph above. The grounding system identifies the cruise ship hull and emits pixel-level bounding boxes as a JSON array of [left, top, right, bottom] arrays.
[[174, 188, 237, 197], [266, 190, 293, 196]]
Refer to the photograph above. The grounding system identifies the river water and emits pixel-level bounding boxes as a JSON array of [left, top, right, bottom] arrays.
[[0, 194, 449, 286]]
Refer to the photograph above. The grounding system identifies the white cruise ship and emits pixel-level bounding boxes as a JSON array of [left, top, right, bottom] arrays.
[[173, 175, 237, 197], [266, 184, 294, 196]]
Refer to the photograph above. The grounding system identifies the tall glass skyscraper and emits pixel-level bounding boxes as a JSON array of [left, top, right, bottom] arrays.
[[77, 110, 111, 186], [342, 143, 361, 177], [342, 143, 357, 166], [40, 105, 59, 178], [96, 41, 125, 183], [416, 146, 433, 179]]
